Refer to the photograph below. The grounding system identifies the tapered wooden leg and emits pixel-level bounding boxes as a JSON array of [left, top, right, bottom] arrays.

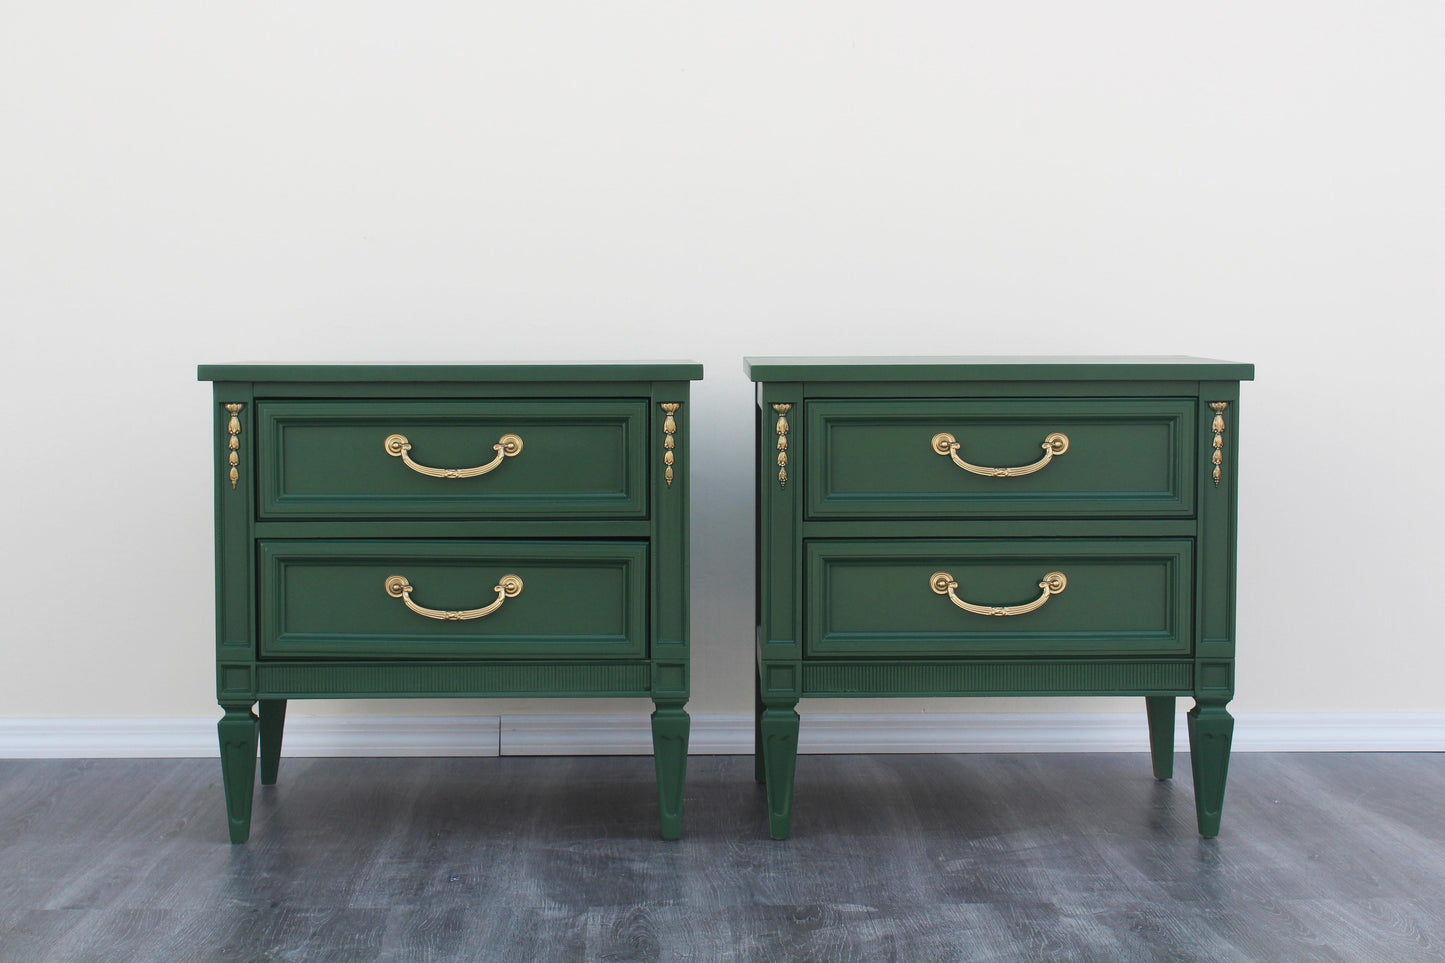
[[1187, 699, 1234, 838], [650, 704, 689, 841], [754, 665, 766, 784], [218, 705, 259, 844], [1145, 696, 1175, 780], [760, 705, 800, 840], [258, 699, 287, 786]]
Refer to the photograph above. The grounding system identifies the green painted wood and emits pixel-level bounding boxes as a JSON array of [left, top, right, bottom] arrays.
[[754, 385, 804, 842], [216, 663, 255, 701], [1145, 696, 1175, 780], [756, 384, 804, 675], [1187, 700, 1234, 838], [212, 385, 254, 660], [246, 381, 662, 400], [753, 357, 1248, 839], [646, 382, 693, 841], [217, 706, 258, 844], [745, 356, 1254, 382], [650, 706, 690, 841], [807, 539, 1192, 658], [207, 364, 695, 841], [800, 519, 1197, 539], [254, 520, 653, 539], [648, 384, 691, 707], [258, 540, 648, 660], [760, 707, 801, 840], [753, 664, 767, 784], [1195, 381, 1241, 668], [258, 699, 286, 786], [1189, 381, 1240, 833], [805, 399, 1195, 519], [200, 362, 704, 382], [798, 380, 1197, 399], [254, 661, 654, 697], [800, 660, 1194, 696], [256, 400, 648, 520]]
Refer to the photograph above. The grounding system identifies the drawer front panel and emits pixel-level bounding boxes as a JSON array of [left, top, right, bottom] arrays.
[[806, 539, 1192, 657], [805, 399, 1195, 519], [257, 401, 648, 519], [259, 540, 647, 659]]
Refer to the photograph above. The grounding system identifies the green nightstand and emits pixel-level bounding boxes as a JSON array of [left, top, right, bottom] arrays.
[[747, 357, 1253, 839], [199, 363, 702, 842]]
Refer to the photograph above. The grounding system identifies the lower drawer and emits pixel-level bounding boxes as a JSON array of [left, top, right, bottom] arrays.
[[259, 540, 647, 659], [806, 539, 1192, 658]]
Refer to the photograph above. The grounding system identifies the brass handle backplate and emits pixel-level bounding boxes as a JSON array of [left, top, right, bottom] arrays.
[[929, 571, 1067, 617], [384, 574, 523, 621], [931, 431, 1068, 477], [384, 432, 522, 478]]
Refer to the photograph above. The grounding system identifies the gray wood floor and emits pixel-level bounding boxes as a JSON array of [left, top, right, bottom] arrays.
[[1, 752, 1442, 962]]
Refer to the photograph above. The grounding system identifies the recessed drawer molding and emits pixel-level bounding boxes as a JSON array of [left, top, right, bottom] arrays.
[[806, 398, 1196, 519], [259, 540, 647, 660], [806, 539, 1192, 659], [257, 400, 649, 520]]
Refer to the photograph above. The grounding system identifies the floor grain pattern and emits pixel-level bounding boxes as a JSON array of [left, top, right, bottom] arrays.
[[0, 753, 1442, 962]]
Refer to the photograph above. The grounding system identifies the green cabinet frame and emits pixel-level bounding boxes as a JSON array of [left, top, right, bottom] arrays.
[[202, 363, 702, 842], [748, 357, 1253, 840]]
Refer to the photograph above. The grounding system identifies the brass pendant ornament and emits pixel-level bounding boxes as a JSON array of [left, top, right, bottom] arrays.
[[1210, 402, 1228, 486], [773, 404, 792, 487], [225, 403, 243, 489], [661, 403, 680, 487]]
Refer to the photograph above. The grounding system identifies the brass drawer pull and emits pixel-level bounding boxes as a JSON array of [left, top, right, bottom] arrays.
[[384, 574, 523, 621], [929, 571, 1067, 617], [384, 432, 523, 479], [931, 431, 1069, 477]]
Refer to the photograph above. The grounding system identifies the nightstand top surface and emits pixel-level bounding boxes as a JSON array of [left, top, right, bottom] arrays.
[[744, 356, 1253, 382], [199, 362, 704, 382]]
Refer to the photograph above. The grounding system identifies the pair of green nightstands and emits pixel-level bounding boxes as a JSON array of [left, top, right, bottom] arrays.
[[201, 357, 1252, 844]]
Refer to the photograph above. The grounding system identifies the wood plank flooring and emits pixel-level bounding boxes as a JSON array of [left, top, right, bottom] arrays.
[[1, 752, 1442, 961]]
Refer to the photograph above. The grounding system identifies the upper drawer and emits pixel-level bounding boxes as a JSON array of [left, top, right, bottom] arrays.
[[805, 399, 1196, 519], [256, 400, 649, 520]]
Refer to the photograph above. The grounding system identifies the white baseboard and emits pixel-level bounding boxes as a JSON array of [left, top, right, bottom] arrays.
[[1, 711, 1441, 759], [0, 716, 501, 759], [503, 711, 1445, 755]]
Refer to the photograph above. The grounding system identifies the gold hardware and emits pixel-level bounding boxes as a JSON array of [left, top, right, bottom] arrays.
[[1210, 402, 1228, 486], [384, 573, 523, 621], [225, 404, 243, 489], [773, 404, 792, 488], [384, 432, 522, 478], [930, 570, 1067, 617], [661, 403, 680, 487], [931, 431, 1069, 477]]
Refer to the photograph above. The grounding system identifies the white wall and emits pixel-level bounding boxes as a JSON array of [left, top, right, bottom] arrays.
[[1, 2, 1441, 724]]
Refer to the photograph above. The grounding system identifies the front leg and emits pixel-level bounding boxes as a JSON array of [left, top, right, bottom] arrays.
[[760, 704, 800, 840], [1187, 698, 1234, 837], [650, 702, 690, 840], [218, 704, 259, 843]]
